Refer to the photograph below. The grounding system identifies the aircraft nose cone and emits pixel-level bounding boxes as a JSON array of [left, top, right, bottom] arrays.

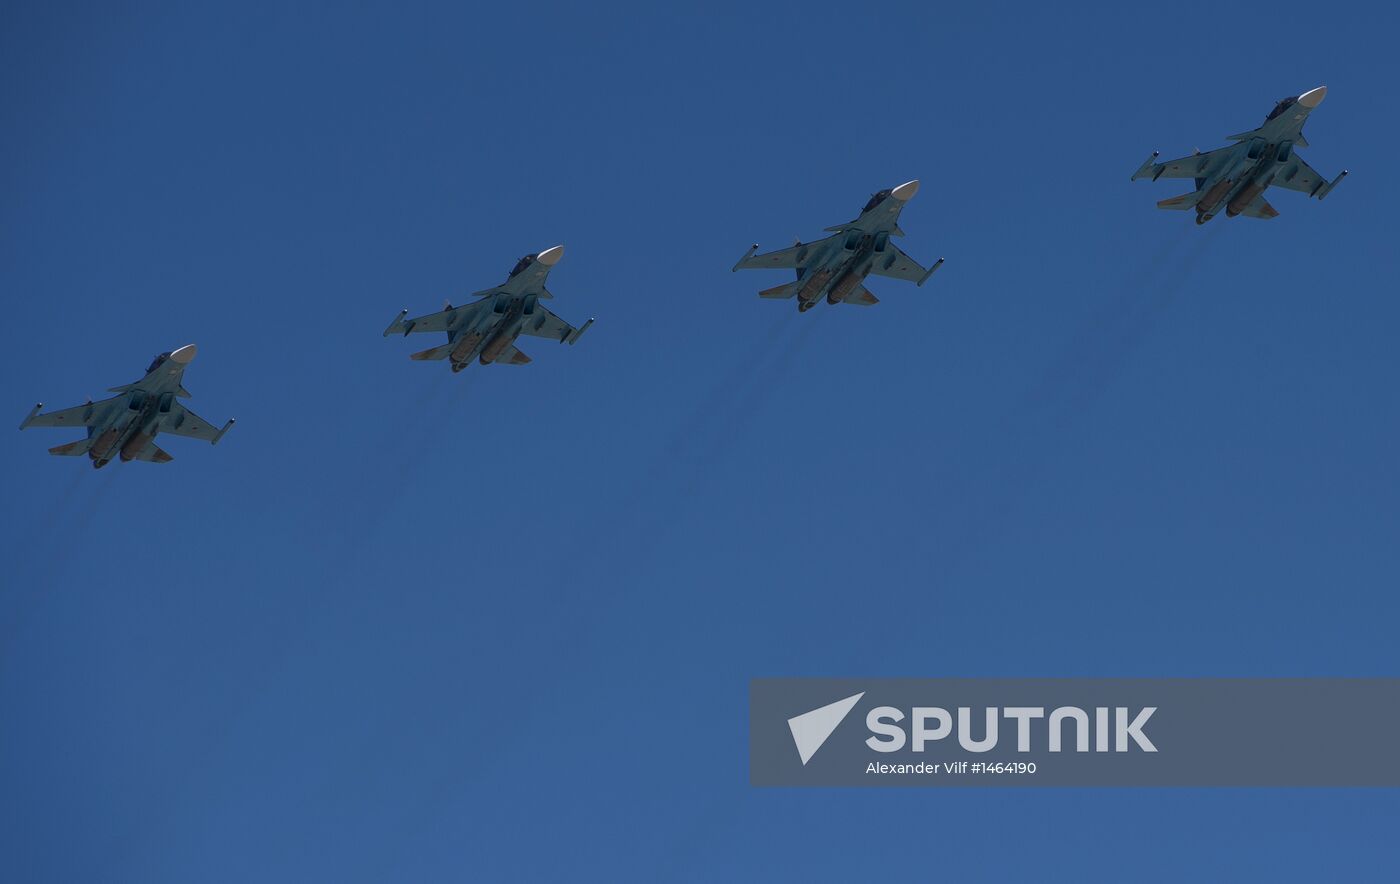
[[169, 344, 197, 364], [890, 179, 920, 201], [1298, 86, 1327, 108], [536, 245, 564, 266]]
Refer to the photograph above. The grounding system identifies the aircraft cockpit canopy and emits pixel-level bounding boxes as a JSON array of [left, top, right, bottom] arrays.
[[509, 254, 537, 278], [1266, 97, 1298, 122], [862, 189, 893, 213]]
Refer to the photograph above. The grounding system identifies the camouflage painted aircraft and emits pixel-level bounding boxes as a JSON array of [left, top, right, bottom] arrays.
[[384, 245, 592, 372], [19, 345, 234, 468], [1132, 86, 1348, 224], [732, 180, 943, 312]]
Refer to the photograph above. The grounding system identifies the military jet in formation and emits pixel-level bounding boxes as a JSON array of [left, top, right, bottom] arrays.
[[19, 85, 1355, 466], [1132, 86, 1348, 224], [19, 345, 234, 468], [384, 245, 593, 372], [732, 179, 943, 312]]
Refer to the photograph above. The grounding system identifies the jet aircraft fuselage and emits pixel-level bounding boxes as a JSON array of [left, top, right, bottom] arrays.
[[733, 180, 943, 311], [1132, 86, 1347, 224], [20, 344, 234, 468], [384, 245, 592, 372]]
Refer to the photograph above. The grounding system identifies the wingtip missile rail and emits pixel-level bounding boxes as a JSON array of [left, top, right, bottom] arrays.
[[565, 318, 594, 345], [1316, 169, 1348, 200], [1131, 151, 1162, 181], [732, 244, 758, 273], [917, 258, 945, 287], [383, 309, 412, 337], [20, 402, 42, 430], [212, 418, 236, 445]]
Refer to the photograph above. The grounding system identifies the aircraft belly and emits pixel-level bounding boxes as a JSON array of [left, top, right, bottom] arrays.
[[120, 431, 153, 462], [827, 270, 865, 304], [89, 426, 123, 461], [450, 331, 484, 364], [1226, 181, 1267, 217], [1198, 178, 1234, 214], [479, 329, 518, 364], [797, 269, 832, 304]]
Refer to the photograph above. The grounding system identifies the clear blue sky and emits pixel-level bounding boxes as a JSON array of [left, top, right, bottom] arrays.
[[2, 2, 1397, 880]]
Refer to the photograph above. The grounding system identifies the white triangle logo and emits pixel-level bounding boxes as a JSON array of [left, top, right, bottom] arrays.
[[787, 692, 865, 765]]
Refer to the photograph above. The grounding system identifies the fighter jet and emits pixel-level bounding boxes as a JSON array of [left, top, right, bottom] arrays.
[[19, 345, 234, 468], [384, 245, 593, 372], [1132, 86, 1348, 224], [731, 180, 943, 312]]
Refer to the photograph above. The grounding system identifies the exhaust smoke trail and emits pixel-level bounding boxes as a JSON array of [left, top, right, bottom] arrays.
[[2, 467, 119, 664]]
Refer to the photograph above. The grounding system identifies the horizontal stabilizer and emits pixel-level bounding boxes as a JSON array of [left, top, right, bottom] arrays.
[[410, 342, 455, 361], [759, 281, 801, 300], [48, 438, 92, 457], [1157, 190, 1203, 211], [494, 345, 532, 365], [133, 443, 173, 463], [842, 285, 879, 307], [1240, 194, 1279, 219]]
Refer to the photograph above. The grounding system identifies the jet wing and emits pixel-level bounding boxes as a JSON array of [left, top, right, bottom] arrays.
[[869, 244, 940, 285], [160, 403, 228, 442], [733, 236, 833, 271], [22, 396, 118, 428], [519, 306, 593, 345], [385, 300, 488, 336], [1136, 146, 1233, 182], [1272, 157, 1329, 196]]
